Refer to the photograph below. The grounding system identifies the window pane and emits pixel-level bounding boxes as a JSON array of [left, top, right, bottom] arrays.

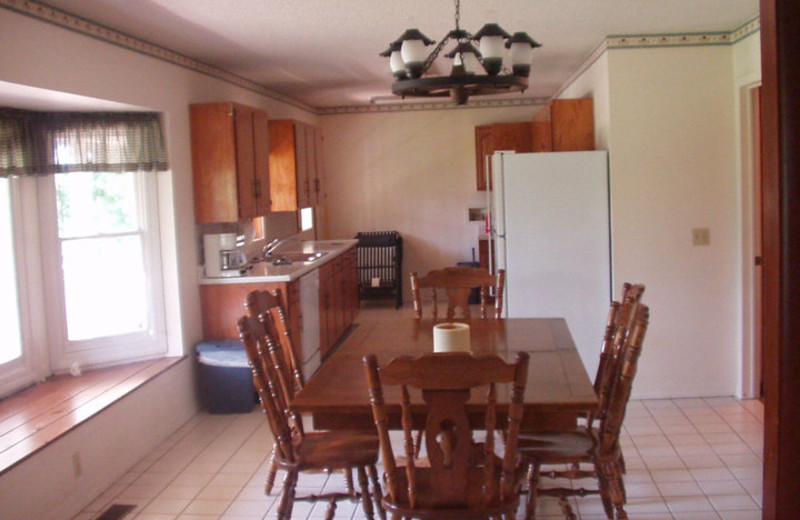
[[61, 236, 147, 341], [0, 179, 23, 364], [55, 171, 138, 238]]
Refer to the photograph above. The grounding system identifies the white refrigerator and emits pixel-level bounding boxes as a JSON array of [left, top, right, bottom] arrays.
[[490, 150, 611, 373]]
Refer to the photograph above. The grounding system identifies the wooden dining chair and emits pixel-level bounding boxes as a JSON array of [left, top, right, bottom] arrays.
[[363, 351, 529, 520], [244, 288, 305, 494], [518, 304, 650, 520], [238, 315, 383, 520], [410, 266, 505, 320], [588, 283, 645, 429]]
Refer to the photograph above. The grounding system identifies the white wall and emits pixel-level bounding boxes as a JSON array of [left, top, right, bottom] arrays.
[[0, 8, 311, 519], [321, 106, 541, 295], [604, 44, 740, 398], [0, 360, 196, 520]]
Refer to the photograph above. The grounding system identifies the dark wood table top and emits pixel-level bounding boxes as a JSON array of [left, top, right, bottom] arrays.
[[292, 317, 598, 430]]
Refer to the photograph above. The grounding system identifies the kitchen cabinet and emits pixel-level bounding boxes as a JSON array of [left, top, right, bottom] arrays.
[[479, 238, 490, 272], [531, 98, 595, 153], [200, 280, 302, 363], [190, 102, 271, 223], [268, 119, 325, 211], [474, 122, 532, 191], [199, 244, 359, 375], [319, 247, 359, 358]]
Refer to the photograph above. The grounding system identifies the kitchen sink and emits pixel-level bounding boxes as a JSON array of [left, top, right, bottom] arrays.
[[267, 251, 329, 265]]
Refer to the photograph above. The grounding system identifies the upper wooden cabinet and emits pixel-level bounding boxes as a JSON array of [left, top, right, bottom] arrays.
[[531, 98, 595, 153], [190, 102, 271, 223], [268, 119, 325, 211], [474, 122, 533, 191]]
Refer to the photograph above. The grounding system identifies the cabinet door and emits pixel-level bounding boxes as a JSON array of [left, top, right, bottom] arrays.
[[268, 119, 300, 212], [252, 109, 271, 215], [343, 247, 359, 326], [531, 104, 554, 152], [475, 125, 495, 191], [475, 122, 532, 191], [318, 260, 334, 356], [234, 105, 258, 220], [295, 122, 311, 209], [191, 103, 239, 223], [532, 98, 595, 153], [312, 126, 325, 205], [550, 98, 595, 151]]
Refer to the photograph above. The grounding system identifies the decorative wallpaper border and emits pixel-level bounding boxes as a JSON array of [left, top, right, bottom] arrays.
[[1, 0, 760, 115], [317, 96, 551, 115]]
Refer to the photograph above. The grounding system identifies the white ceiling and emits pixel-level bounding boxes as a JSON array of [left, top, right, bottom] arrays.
[[22, 0, 760, 109]]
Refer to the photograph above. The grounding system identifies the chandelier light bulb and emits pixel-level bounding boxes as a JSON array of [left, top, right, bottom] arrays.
[[473, 23, 511, 76], [507, 32, 542, 77], [398, 29, 435, 79]]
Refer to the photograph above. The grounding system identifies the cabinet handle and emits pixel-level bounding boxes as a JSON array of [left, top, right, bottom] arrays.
[[254, 179, 261, 198], [314, 178, 320, 194]]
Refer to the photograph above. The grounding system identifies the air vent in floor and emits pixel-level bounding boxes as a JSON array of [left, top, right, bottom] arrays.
[[94, 504, 137, 520]]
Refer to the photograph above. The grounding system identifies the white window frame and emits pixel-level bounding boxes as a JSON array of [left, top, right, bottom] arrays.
[[39, 169, 167, 371], [0, 169, 167, 395], [0, 176, 49, 397]]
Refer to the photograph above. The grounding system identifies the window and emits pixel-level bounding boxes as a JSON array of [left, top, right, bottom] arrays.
[[0, 178, 22, 365], [0, 109, 168, 397]]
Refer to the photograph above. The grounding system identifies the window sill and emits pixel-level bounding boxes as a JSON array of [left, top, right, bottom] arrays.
[[0, 356, 186, 476]]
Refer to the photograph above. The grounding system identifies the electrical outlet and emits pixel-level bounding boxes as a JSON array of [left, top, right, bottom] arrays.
[[72, 451, 82, 478], [692, 227, 711, 246]]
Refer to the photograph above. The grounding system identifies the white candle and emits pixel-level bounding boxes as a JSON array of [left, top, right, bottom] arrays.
[[433, 322, 471, 353]]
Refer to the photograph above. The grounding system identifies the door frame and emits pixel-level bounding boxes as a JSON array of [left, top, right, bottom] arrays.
[[739, 81, 762, 399], [760, 0, 800, 517]]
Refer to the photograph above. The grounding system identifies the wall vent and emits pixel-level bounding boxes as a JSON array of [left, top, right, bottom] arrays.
[[95, 504, 137, 520]]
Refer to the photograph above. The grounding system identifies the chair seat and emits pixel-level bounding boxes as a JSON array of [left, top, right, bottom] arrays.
[[518, 427, 598, 463], [294, 430, 380, 470], [383, 463, 522, 520]]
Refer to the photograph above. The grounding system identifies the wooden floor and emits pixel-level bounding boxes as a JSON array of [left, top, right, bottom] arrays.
[[0, 356, 185, 476]]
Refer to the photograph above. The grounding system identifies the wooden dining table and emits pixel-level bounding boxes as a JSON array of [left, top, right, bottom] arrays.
[[291, 317, 598, 431]]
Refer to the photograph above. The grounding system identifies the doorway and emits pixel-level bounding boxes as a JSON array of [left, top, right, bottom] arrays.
[[741, 83, 764, 400]]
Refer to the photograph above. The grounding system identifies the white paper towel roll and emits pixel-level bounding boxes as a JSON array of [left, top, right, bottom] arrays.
[[433, 322, 471, 353]]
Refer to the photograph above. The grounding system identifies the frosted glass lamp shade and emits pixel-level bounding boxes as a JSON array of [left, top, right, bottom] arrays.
[[389, 50, 406, 79]]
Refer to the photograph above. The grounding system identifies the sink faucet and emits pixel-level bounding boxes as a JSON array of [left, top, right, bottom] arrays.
[[262, 236, 293, 259]]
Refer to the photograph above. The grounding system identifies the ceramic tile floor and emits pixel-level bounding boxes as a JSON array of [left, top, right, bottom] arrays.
[[73, 396, 764, 520], [72, 308, 765, 520]]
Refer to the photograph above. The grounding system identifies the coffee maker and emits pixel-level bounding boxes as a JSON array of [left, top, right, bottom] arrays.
[[203, 233, 245, 277]]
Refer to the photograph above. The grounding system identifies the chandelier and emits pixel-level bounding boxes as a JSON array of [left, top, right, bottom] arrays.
[[380, 0, 541, 105]]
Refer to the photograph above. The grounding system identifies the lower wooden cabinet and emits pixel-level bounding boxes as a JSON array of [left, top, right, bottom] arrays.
[[319, 247, 359, 358], [199, 246, 359, 375], [200, 280, 302, 364]]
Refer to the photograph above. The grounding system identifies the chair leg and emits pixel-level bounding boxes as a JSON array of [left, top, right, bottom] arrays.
[[324, 498, 337, 520], [265, 444, 278, 494], [525, 462, 541, 520], [277, 468, 298, 520], [367, 463, 386, 520], [597, 457, 627, 520], [558, 494, 577, 520], [344, 467, 355, 495], [357, 465, 376, 520]]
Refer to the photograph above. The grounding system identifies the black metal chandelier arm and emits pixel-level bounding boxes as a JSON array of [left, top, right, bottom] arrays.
[[421, 37, 451, 76]]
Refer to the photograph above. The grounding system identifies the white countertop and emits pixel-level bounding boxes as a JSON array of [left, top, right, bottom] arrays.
[[199, 239, 357, 284]]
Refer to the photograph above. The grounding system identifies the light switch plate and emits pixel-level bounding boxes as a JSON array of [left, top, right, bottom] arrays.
[[692, 227, 711, 246]]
